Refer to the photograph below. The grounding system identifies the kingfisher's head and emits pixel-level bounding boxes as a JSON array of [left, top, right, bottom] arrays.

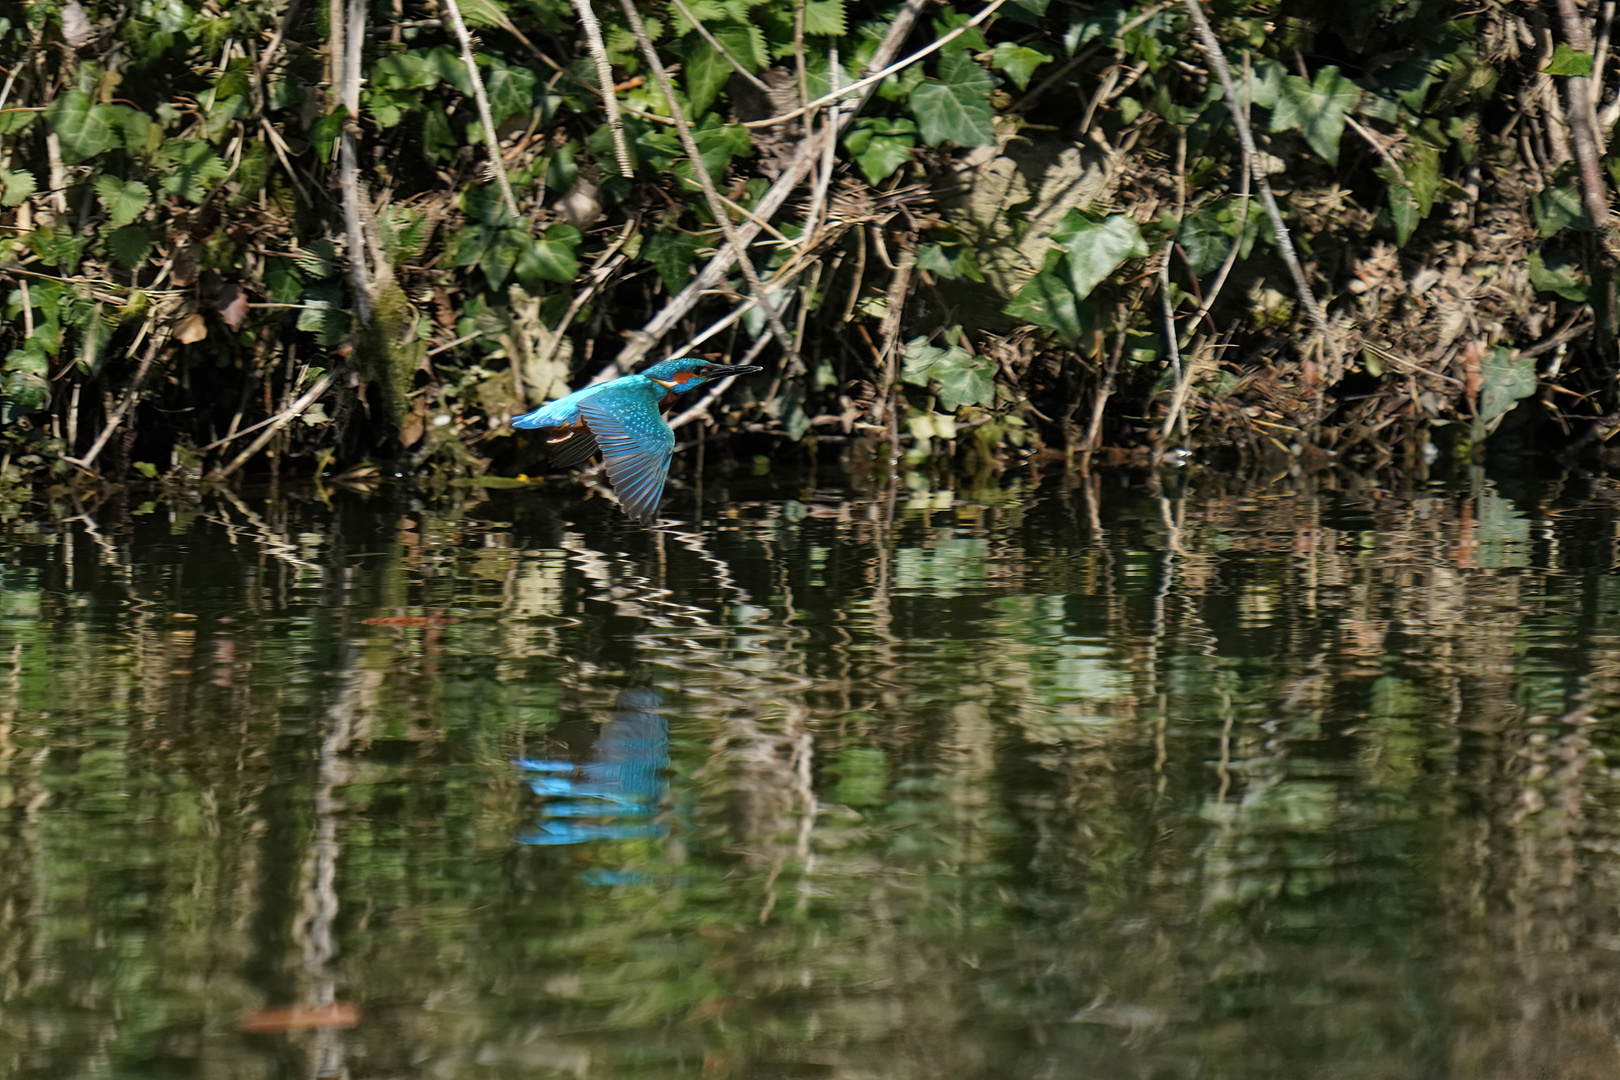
[[637, 356, 763, 394]]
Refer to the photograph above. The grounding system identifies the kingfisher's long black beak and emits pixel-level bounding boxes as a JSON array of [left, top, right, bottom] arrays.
[[704, 363, 763, 379]]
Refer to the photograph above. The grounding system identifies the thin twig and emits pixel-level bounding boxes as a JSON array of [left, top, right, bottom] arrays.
[[618, 0, 800, 372], [442, 0, 522, 218], [603, 0, 929, 377], [1181, 0, 1337, 362], [64, 333, 165, 472], [211, 366, 344, 479], [1083, 306, 1130, 453], [570, 0, 636, 178]]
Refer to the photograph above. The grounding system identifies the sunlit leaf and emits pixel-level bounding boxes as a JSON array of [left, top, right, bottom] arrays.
[[45, 90, 120, 163], [909, 49, 994, 147], [0, 168, 36, 207], [1478, 347, 1536, 426], [1531, 183, 1582, 238], [515, 222, 581, 285], [1527, 250, 1589, 301], [1269, 65, 1361, 165], [159, 140, 230, 204], [802, 0, 844, 35], [991, 43, 1052, 91], [1052, 212, 1148, 300], [95, 177, 151, 229], [1005, 271, 1086, 345], [297, 284, 349, 345], [1544, 44, 1594, 77], [901, 336, 996, 411], [843, 117, 916, 184], [679, 33, 731, 115]]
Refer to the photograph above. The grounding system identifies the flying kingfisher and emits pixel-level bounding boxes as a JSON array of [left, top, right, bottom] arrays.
[[511, 356, 762, 523]]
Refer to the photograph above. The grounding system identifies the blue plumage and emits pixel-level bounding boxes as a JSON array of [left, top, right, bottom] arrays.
[[511, 357, 762, 523]]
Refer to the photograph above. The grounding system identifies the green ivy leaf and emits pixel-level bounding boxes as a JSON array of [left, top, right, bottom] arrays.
[[679, 33, 731, 115], [915, 241, 983, 282], [1005, 271, 1086, 345], [1, 340, 50, 422], [1478, 347, 1536, 426], [95, 176, 152, 228], [1531, 183, 1583, 238], [691, 121, 751, 180], [843, 117, 916, 184], [1527, 250, 1589, 301], [644, 227, 704, 293], [483, 62, 536, 129], [1545, 44, 1595, 77], [0, 168, 36, 207], [1379, 139, 1440, 246], [908, 49, 994, 148], [990, 43, 1052, 91], [1269, 65, 1360, 165], [45, 90, 121, 163], [515, 222, 581, 285], [1052, 212, 1148, 300], [901, 336, 995, 411]]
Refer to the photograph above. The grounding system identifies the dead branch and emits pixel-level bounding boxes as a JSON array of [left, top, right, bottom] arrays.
[[442, 0, 523, 218], [569, 0, 636, 178]]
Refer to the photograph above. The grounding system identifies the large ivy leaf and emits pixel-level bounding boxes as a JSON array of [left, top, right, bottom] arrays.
[[1545, 44, 1594, 77], [1005, 271, 1086, 345], [1052, 212, 1148, 300], [1478, 347, 1536, 426], [991, 43, 1052, 91], [644, 227, 704, 293], [1269, 66, 1360, 165], [515, 223, 581, 285], [1527, 250, 1589, 301], [679, 33, 731, 115], [901, 336, 996, 411], [1379, 139, 1440, 246], [843, 117, 916, 185], [483, 62, 536, 129], [95, 177, 151, 229], [691, 121, 751, 179], [909, 49, 993, 148], [45, 90, 121, 163]]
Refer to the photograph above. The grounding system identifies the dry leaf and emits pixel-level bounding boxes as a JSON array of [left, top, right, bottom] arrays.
[[174, 313, 208, 344]]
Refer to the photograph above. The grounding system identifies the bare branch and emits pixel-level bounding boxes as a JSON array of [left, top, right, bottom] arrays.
[[441, 0, 523, 218], [570, 0, 636, 178]]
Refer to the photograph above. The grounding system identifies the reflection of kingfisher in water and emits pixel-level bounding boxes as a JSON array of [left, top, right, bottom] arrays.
[[516, 688, 669, 846]]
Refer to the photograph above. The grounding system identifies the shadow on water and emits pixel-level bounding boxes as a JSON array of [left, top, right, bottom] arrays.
[[3, 467, 1620, 1077]]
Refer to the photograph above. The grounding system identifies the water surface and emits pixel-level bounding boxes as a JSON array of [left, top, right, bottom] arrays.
[[3, 469, 1620, 1079]]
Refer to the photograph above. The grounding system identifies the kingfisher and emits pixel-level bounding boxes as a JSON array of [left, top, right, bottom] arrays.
[[511, 356, 762, 523]]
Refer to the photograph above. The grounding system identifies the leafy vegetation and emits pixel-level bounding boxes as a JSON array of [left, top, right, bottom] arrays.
[[0, 0, 1616, 491]]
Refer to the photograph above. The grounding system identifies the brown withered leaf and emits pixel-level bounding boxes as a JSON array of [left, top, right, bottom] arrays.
[[174, 313, 208, 344]]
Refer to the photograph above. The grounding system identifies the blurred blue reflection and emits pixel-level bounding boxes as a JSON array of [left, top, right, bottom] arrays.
[[515, 688, 670, 846]]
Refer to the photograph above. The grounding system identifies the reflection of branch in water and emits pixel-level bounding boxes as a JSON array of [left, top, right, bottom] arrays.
[[210, 488, 323, 573]]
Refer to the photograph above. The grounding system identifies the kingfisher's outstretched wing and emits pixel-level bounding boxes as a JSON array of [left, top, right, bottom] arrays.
[[578, 395, 675, 524], [543, 428, 600, 469]]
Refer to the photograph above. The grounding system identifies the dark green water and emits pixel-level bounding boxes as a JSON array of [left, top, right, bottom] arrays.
[[3, 470, 1620, 1079]]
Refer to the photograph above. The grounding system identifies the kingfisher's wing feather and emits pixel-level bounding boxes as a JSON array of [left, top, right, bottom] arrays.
[[544, 429, 600, 469], [578, 396, 675, 524]]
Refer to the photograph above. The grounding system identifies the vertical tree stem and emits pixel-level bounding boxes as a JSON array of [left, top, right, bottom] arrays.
[[570, 0, 636, 178], [441, 0, 522, 219]]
